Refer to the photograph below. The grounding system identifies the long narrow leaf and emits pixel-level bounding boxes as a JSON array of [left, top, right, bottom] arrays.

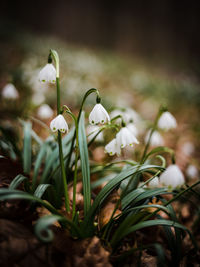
[[34, 184, 51, 199], [78, 112, 91, 216], [83, 164, 164, 234], [111, 219, 194, 249], [9, 174, 28, 190]]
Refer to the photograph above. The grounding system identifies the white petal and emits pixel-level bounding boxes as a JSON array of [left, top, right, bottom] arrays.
[[158, 112, 177, 131], [160, 164, 184, 188], [116, 127, 139, 149], [39, 64, 56, 84], [37, 104, 54, 119], [2, 83, 19, 99], [105, 138, 120, 156], [145, 130, 164, 146], [89, 104, 110, 125], [50, 114, 68, 133]]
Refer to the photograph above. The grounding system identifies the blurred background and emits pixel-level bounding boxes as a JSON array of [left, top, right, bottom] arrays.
[[0, 0, 200, 165]]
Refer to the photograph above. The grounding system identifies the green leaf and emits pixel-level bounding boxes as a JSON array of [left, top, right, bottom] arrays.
[[32, 142, 48, 190], [83, 164, 164, 235], [111, 219, 194, 249], [78, 112, 91, 216], [34, 184, 51, 199], [0, 188, 59, 215], [9, 174, 28, 190], [35, 214, 82, 242], [122, 188, 168, 210], [144, 146, 174, 163], [23, 121, 32, 174]]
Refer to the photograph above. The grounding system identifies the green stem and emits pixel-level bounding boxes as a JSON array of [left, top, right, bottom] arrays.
[[63, 106, 79, 219], [140, 107, 165, 164], [58, 131, 70, 212], [72, 123, 79, 219], [50, 49, 70, 213]]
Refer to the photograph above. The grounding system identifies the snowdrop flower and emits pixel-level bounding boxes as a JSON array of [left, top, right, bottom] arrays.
[[89, 103, 110, 125], [50, 114, 68, 133], [87, 125, 104, 142], [39, 63, 56, 83], [186, 165, 198, 179], [2, 83, 19, 99], [145, 130, 164, 146], [148, 176, 160, 188], [37, 104, 54, 119], [158, 111, 177, 131], [160, 164, 185, 188], [105, 138, 121, 156], [116, 127, 139, 149], [126, 123, 138, 137]]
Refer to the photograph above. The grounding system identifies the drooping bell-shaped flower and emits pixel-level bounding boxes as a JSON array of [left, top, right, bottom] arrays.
[[37, 104, 54, 120], [39, 63, 56, 84], [145, 130, 164, 146], [50, 114, 68, 133], [148, 176, 160, 188], [116, 127, 139, 149], [105, 138, 121, 156], [126, 123, 138, 137], [89, 103, 110, 125], [160, 164, 184, 188], [186, 165, 198, 180], [2, 83, 19, 99], [158, 111, 177, 131], [87, 125, 104, 142]]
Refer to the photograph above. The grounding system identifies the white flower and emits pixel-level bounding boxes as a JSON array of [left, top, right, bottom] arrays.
[[2, 83, 19, 99], [89, 104, 110, 125], [50, 114, 68, 133], [37, 104, 54, 119], [145, 130, 164, 146], [116, 127, 139, 149], [110, 108, 140, 125], [148, 176, 160, 188], [160, 164, 184, 188], [126, 123, 138, 137], [186, 165, 198, 179], [39, 63, 56, 83], [105, 138, 121, 156], [87, 125, 104, 142], [158, 111, 177, 131]]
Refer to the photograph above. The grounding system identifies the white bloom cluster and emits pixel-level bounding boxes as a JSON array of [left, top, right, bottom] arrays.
[[158, 111, 177, 131], [50, 114, 68, 133], [2, 83, 19, 99], [39, 63, 56, 84], [105, 126, 139, 156]]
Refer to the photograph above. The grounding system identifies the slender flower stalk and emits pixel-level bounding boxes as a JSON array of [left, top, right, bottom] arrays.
[[50, 50, 70, 213], [63, 105, 79, 219]]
